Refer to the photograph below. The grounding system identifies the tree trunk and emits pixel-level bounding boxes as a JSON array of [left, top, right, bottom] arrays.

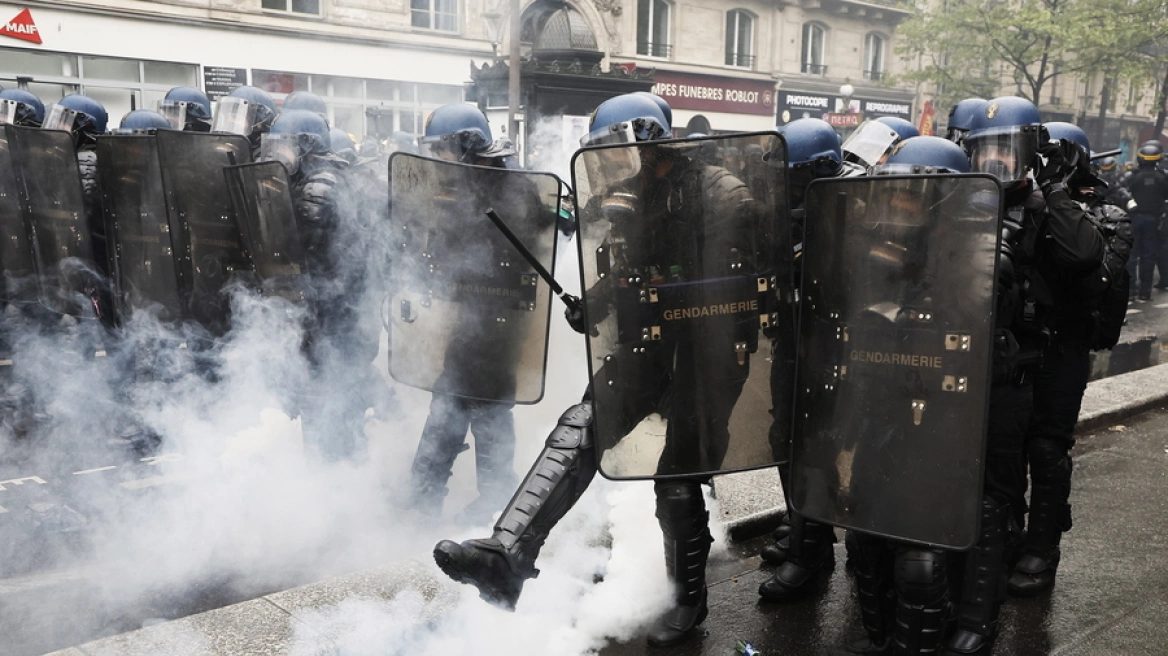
[[1096, 77, 1111, 147], [1154, 64, 1168, 141]]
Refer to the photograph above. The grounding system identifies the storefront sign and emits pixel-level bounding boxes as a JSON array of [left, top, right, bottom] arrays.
[[203, 67, 248, 100], [862, 99, 913, 119], [777, 91, 835, 124], [648, 70, 775, 117], [824, 112, 862, 128], [1, 8, 41, 44]]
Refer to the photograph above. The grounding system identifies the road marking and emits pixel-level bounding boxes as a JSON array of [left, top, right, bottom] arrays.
[[1127, 309, 1142, 315], [0, 505, 7, 514], [1154, 303, 1168, 308], [0, 476, 47, 492], [73, 466, 118, 476]]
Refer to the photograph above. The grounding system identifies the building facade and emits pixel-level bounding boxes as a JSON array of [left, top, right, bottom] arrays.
[[1, 0, 925, 149]]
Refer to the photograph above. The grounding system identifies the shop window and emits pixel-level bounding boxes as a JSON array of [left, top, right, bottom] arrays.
[[310, 74, 363, 99], [144, 61, 198, 87], [419, 84, 462, 105], [0, 48, 77, 77], [81, 56, 140, 82], [725, 10, 754, 68], [262, 0, 321, 15], [863, 33, 885, 81], [637, 0, 672, 58], [412, 0, 458, 32], [254, 69, 309, 95], [801, 23, 826, 75]]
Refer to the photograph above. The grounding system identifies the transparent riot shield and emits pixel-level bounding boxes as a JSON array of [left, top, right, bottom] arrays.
[[792, 174, 1003, 549], [571, 132, 791, 479], [155, 130, 252, 334], [4, 125, 99, 314], [387, 153, 561, 404], [0, 130, 36, 304], [96, 135, 184, 322], [224, 161, 307, 301]]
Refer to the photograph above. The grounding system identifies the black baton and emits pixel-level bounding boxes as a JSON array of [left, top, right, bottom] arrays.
[[1090, 148, 1122, 160], [485, 208, 577, 309]]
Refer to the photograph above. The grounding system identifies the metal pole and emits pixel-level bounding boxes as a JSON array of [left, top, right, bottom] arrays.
[[508, 0, 521, 159]]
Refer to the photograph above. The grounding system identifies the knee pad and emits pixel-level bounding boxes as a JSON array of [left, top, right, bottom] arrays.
[[546, 402, 593, 449], [654, 480, 708, 536], [895, 548, 948, 606]]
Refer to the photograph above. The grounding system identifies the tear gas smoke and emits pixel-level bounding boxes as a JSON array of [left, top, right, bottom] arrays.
[[0, 111, 729, 656]]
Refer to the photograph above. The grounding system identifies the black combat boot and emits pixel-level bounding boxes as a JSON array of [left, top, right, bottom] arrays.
[[759, 534, 790, 566], [947, 499, 1007, 655], [1009, 437, 1073, 596], [433, 403, 596, 611], [646, 481, 713, 647], [758, 513, 835, 602]]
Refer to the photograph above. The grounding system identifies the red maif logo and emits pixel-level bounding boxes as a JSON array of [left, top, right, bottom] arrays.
[[1, 9, 42, 45]]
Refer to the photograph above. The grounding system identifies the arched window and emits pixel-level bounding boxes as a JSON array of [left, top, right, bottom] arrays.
[[801, 23, 826, 75], [637, 0, 672, 58], [725, 10, 755, 68], [864, 33, 886, 81]]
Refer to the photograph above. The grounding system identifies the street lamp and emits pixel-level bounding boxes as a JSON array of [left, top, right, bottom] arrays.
[[839, 83, 855, 113], [484, 11, 504, 59]]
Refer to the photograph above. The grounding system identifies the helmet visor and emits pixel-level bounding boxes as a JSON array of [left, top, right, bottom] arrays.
[[842, 121, 900, 167], [0, 99, 18, 126], [580, 118, 667, 147], [158, 100, 192, 130], [211, 97, 261, 137], [966, 127, 1039, 186], [420, 129, 489, 161], [259, 133, 301, 175], [42, 104, 80, 132]]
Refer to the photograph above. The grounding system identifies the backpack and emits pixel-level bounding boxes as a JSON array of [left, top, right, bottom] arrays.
[[1080, 203, 1132, 350]]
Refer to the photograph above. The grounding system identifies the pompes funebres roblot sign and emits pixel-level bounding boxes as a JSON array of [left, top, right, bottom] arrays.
[[649, 70, 776, 116]]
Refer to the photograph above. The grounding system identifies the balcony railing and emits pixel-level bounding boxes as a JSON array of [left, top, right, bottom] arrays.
[[802, 62, 827, 75], [637, 42, 672, 58], [725, 52, 756, 68], [863, 70, 883, 81]]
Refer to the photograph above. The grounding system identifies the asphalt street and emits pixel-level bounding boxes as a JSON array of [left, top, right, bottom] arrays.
[[599, 405, 1168, 656]]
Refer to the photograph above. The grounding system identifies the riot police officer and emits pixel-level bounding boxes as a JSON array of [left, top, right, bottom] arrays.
[[212, 85, 278, 159], [1003, 122, 1129, 600], [41, 94, 114, 324], [945, 98, 988, 147], [405, 103, 528, 519], [0, 88, 45, 127], [835, 135, 981, 656], [261, 109, 372, 460], [951, 97, 1103, 655], [432, 93, 769, 647], [757, 117, 861, 602], [159, 86, 212, 132], [1125, 141, 1168, 299]]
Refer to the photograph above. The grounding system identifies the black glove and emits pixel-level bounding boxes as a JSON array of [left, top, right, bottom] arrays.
[[1034, 139, 1078, 193], [563, 294, 592, 335]]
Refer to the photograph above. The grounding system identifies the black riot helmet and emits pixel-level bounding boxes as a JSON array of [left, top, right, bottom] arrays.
[[421, 103, 493, 162], [964, 96, 1043, 188], [213, 85, 278, 149], [0, 88, 45, 127], [113, 109, 172, 135], [160, 86, 212, 132], [259, 109, 332, 176], [1137, 140, 1163, 166], [43, 94, 108, 148]]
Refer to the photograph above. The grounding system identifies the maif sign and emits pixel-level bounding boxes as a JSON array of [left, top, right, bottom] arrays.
[[1, 8, 41, 44]]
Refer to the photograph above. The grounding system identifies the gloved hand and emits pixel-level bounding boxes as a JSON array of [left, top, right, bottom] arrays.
[[563, 294, 592, 335], [1034, 139, 1078, 193]]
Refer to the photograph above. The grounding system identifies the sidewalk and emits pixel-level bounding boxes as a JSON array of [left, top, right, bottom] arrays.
[[46, 362, 1168, 656]]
